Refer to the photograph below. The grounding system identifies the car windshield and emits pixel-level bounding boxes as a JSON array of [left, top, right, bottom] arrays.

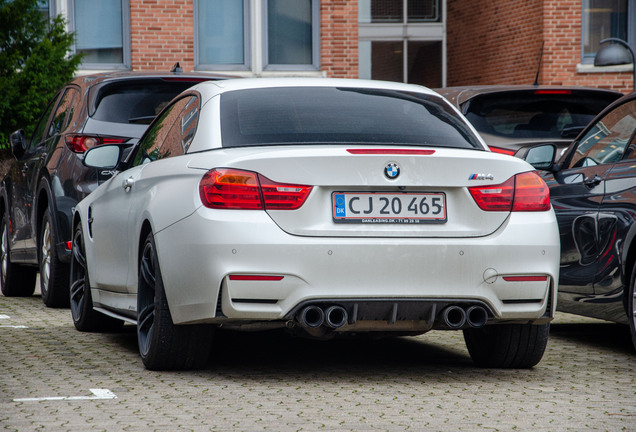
[[463, 91, 620, 140], [89, 79, 207, 125], [220, 87, 482, 149]]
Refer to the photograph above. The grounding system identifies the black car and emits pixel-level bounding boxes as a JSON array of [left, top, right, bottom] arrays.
[[526, 91, 636, 351], [0, 71, 227, 307], [436, 85, 623, 158]]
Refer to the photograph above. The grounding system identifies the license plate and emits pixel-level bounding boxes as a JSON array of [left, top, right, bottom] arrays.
[[332, 192, 447, 224]]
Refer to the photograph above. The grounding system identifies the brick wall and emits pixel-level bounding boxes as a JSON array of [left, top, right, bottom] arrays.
[[447, 0, 633, 93], [447, 0, 544, 86], [130, 0, 194, 72], [541, 0, 632, 92], [128, 0, 358, 78], [320, 0, 359, 78]]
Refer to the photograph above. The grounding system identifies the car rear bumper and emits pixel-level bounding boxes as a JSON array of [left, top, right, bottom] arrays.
[[155, 208, 560, 329]]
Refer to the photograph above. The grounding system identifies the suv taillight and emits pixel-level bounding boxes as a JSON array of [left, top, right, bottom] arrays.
[[65, 134, 128, 153], [199, 168, 312, 210], [468, 171, 550, 212]]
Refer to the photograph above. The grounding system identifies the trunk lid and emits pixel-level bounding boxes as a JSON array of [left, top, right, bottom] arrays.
[[190, 146, 532, 238]]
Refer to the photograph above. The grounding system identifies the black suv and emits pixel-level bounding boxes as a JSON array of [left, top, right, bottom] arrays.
[[436, 85, 623, 158], [0, 71, 227, 307]]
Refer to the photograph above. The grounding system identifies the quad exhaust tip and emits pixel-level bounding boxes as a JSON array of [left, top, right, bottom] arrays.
[[299, 305, 325, 328], [441, 305, 488, 329], [298, 305, 348, 329], [325, 306, 348, 329], [297, 303, 488, 331]]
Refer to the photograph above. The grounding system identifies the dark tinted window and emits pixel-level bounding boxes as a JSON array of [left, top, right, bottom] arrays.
[[89, 79, 207, 125], [49, 87, 79, 137], [570, 99, 636, 167], [29, 95, 59, 148], [133, 95, 199, 166], [220, 87, 480, 149], [463, 91, 621, 139]]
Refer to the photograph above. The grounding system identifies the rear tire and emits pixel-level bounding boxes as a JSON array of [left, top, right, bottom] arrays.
[[0, 213, 36, 297], [137, 231, 214, 371], [70, 222, 123, 332], [463, 323, 550, 368], [39, 209, 69, 308]]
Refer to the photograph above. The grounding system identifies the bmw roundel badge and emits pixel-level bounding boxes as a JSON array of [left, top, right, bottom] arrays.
[[384, 162, 400, 179]]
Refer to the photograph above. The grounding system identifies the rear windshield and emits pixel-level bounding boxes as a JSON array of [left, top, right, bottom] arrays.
[[89, 79, 208, 125], [220, 87, 482, 149], [463, 91, 621, 139]]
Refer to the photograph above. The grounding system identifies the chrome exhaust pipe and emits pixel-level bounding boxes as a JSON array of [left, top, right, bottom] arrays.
[[325, 306, 348, 329], [466, 306, 488, 328], [441, 306, 466, 329], [298, 305, 324, 328]]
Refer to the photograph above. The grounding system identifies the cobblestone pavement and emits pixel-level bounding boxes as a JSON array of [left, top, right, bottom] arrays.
[[1, 291, 635, 432]]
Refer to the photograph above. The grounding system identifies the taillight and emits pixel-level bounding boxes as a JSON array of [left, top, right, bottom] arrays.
[[199, 168, 312, 210], [65, 134, 127, 153], [469, 171, 550, 212], [512, 171, 551, 211], [489, 146, 516, 156]]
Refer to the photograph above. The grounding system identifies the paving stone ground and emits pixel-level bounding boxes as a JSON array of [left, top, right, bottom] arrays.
[[1, 291, 635, 432]]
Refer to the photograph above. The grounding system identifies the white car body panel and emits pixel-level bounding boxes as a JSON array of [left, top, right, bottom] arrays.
[[74, 78, 560, 336]]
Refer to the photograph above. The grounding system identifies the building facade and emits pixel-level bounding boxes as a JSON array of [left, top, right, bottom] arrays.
[[41, 0, 634, 93]]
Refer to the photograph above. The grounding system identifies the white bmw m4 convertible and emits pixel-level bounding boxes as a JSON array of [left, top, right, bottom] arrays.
[[70, 78, 560, 370]]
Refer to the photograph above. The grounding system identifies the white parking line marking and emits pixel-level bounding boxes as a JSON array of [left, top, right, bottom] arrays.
[[13, 389, 117, 402], [0, 314, 10, 319], [0, 325, 28, 329]]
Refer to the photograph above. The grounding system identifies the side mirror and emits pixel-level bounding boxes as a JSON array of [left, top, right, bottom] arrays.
[[9, 130, 27, 157], [523, 144, 556, 171], [83, 145, 122, 170]]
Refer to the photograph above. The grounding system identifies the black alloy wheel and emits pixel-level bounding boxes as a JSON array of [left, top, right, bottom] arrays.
[[70, 222, 123, 332], [39, 209, 70, 308], [0, 213, 36, 297], [137, 231, 214, 371]]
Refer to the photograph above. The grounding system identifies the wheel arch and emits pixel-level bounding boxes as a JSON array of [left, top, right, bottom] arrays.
[[138, 220, 154, 269], [624, 237, 636, 312], [35, 176, 71, 263]]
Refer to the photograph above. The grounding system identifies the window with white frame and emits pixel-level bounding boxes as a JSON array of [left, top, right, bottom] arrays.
[[195, 0, 320, 72], [37, 0, 54, 21], [582, 0, 635, 63], [358, 0, 444, 88], [69, 0, 130, 69]]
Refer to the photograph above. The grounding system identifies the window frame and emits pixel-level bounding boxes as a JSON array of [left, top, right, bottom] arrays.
[[68, 0, 131, 70], [194, 0, 320, 73], [580, 0, 635, 65], [193, 0, 251, 71], [262, 0, 321, 71], [358, 0, 446, 86]]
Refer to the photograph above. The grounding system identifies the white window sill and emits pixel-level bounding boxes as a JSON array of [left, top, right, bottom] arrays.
[[577, 63, 634, 74]]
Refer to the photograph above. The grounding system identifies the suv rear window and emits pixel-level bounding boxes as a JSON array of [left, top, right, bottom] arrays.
[[220, 87, 482, 149], [89, 79, 207, 125], [463, 91, 621, 139]]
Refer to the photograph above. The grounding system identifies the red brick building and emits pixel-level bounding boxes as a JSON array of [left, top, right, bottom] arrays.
[[447, 0, 634, 93], [44, 0, 634, 93]]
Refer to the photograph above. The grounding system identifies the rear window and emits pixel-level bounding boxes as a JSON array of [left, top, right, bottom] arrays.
[[463, 90, 621, 140], [89, 79, 208, 125], [220, 87, 482, 149]]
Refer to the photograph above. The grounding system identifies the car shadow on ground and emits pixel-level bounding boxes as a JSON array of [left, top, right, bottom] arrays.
[[549, 321, 634, 355], [109, 325, 475, 373], [106, 320, 635, 374]]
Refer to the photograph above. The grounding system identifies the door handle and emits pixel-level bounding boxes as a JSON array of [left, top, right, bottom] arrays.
[[583, 175, 602, 188], [122, 177, 135, 191]]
